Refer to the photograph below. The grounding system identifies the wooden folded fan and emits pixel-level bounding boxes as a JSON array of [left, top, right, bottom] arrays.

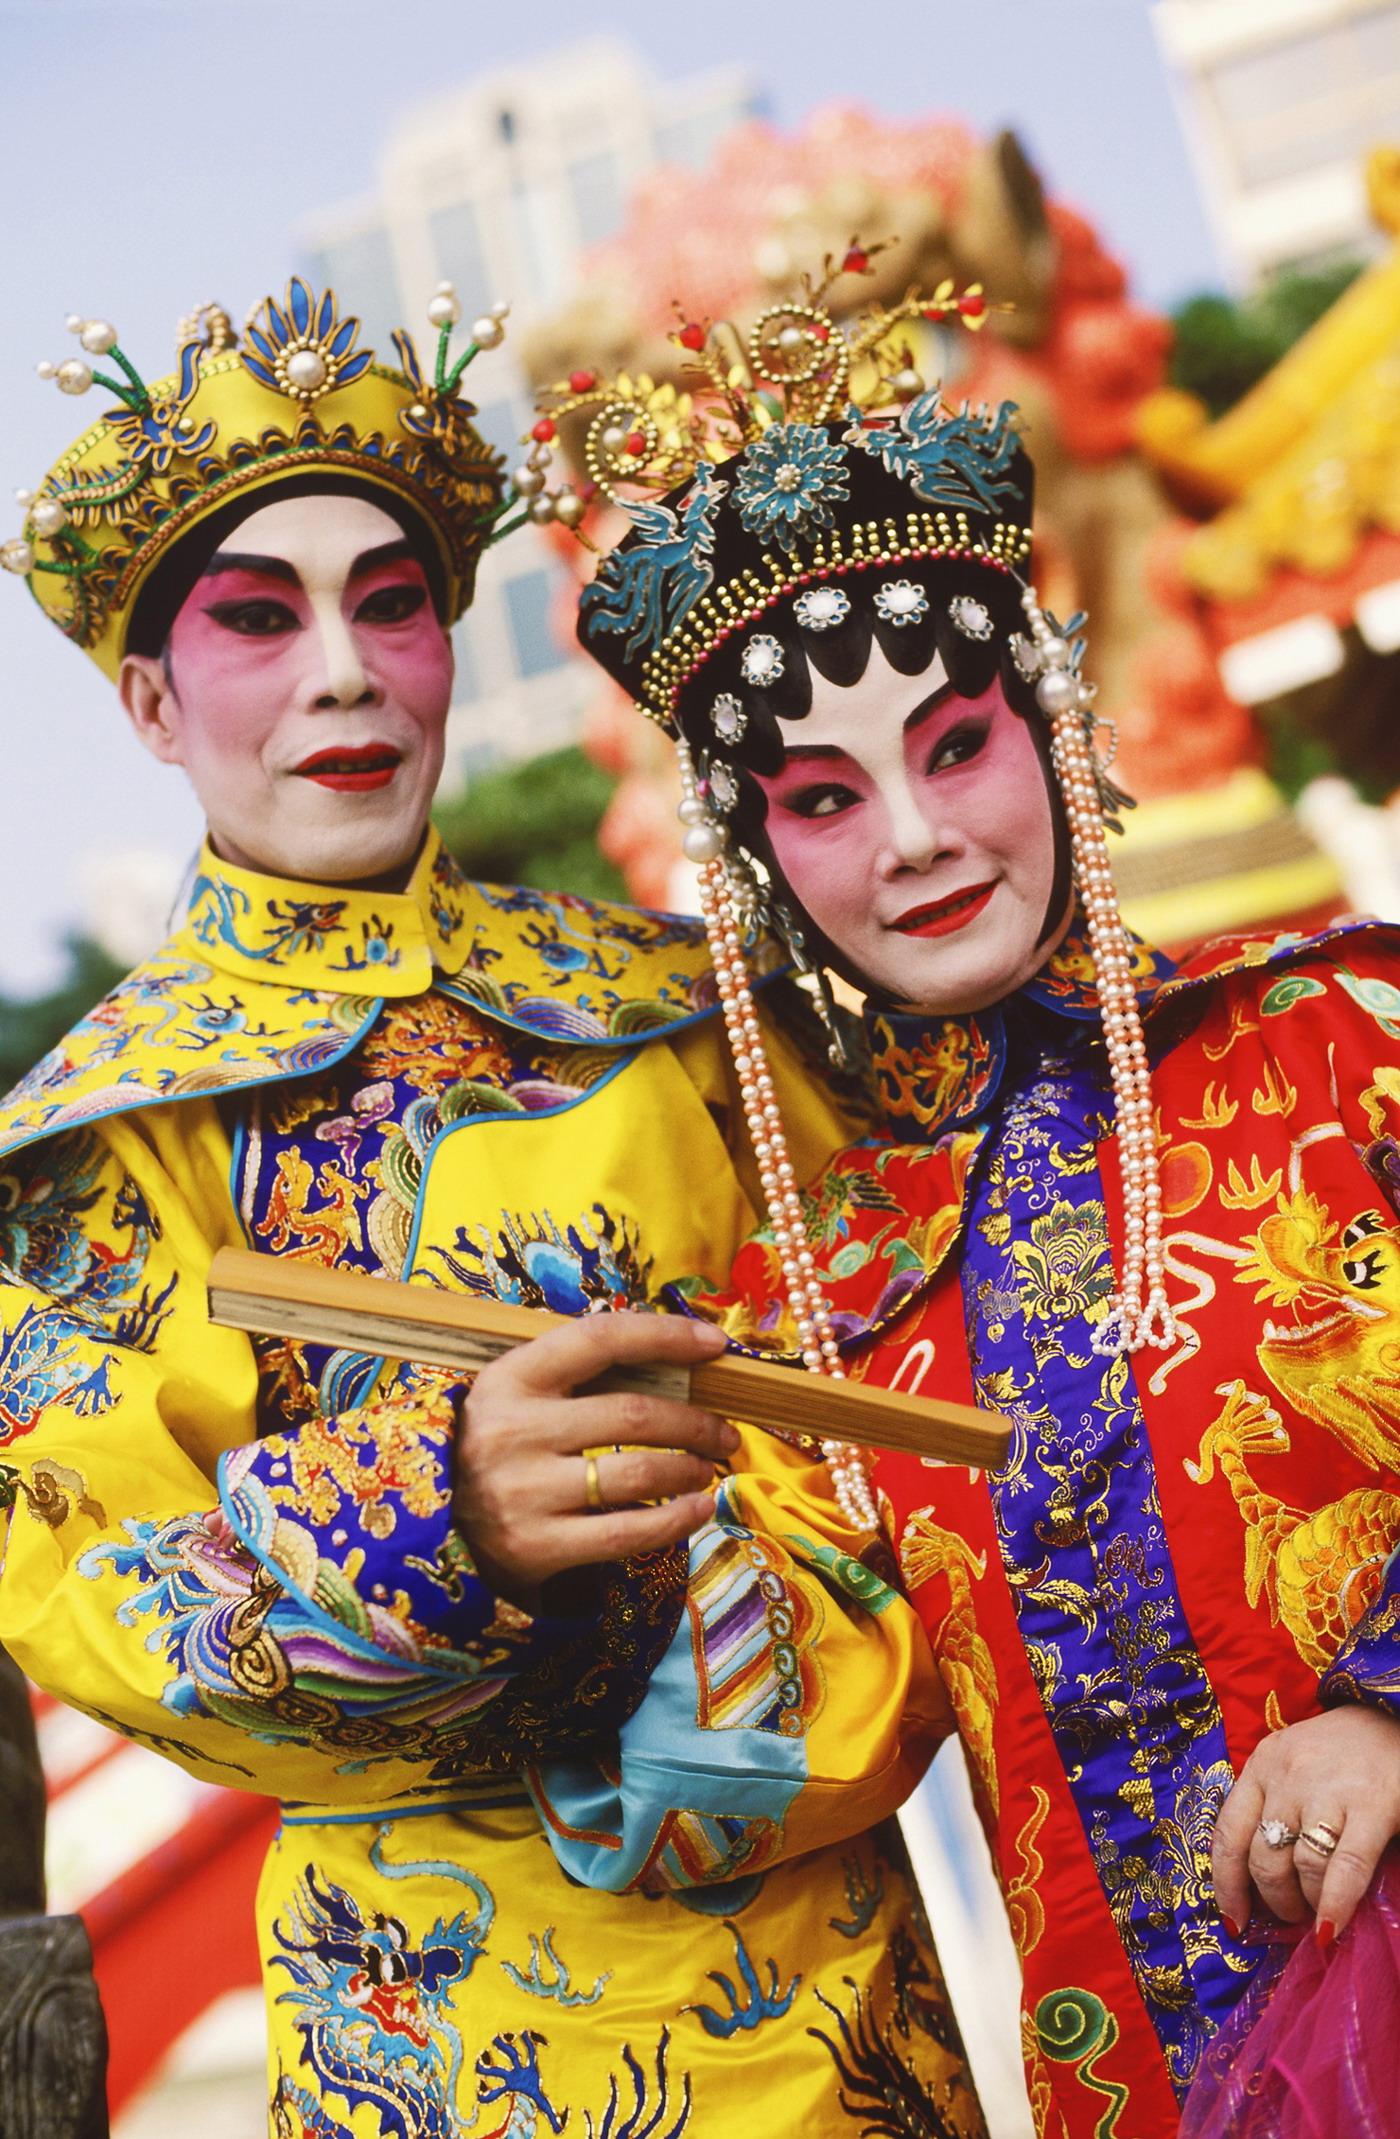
[[205, 1247, 1009, 1470]]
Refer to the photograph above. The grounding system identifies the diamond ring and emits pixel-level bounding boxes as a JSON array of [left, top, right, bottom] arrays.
[[1258, 1818, 1299, 1851]]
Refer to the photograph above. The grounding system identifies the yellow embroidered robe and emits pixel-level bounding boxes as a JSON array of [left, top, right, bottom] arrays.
[[0, 833, 978, 2139]]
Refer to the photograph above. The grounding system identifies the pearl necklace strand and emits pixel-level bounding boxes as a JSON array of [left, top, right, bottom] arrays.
[[1020, 586, 1176, 1356], [675, 740, 879, 1533]]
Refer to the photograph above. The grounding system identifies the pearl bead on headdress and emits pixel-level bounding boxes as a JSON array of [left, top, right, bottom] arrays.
[[675, 737, 879, 1534], [1019, 585, 1175, 1357]]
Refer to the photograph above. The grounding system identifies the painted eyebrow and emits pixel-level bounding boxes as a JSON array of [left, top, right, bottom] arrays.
[[203, 551, 299, 586], [780, 680, 960, 762], [348, 539, 416, 582], [201, 540, 416, 590]]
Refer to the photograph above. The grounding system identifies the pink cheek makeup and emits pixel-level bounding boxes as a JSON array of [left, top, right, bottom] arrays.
[[371, 628, 453, 709], [353, 593, 453, 715], [764, 813, 867, 919]]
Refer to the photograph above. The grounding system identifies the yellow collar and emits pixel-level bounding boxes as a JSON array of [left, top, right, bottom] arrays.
[[0, 833, 732, 1160], [183, 830, 472, 999]]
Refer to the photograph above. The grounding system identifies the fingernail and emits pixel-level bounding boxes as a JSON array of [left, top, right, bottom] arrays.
[[1222, 1915, 1242, 1940], [1316, 1918, 1336, 1950], [721, 1423, 740, 1451]]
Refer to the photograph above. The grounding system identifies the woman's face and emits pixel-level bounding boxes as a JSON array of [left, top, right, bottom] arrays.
[[754, 639, 1069, 1013]]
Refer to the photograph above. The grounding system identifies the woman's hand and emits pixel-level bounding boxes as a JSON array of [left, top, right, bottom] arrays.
[[1212, 1706, 1400, 1941], [454, 1311, 737, 1608]]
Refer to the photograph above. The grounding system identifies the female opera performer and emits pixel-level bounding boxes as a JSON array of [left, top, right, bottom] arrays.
[[563, 267, 1400, 2137]]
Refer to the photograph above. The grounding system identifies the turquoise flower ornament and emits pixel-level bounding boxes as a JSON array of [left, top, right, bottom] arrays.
[[732, 422, 851, 546]]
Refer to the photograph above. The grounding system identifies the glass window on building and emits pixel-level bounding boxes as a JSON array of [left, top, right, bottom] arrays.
[[567, 150, 625, 248], [306, 228, 400, 350], [511, 183, 568, 309], [1213, 8, 1400, 191], [451, 613, 480, 704], [504, 567, 569, 679], [429, 200, 493, 324]]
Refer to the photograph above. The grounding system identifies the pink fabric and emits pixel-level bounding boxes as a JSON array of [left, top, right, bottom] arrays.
[[1179, 1855, 1400, 2139]]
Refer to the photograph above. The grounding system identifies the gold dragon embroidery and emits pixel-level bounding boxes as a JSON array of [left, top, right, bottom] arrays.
[[1237, 1190, 1400, 1472], [1186, 1380, 1400, 1672]]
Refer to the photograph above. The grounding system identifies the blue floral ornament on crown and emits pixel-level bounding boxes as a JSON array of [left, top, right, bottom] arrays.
[[241, 279, 375, 405], [732, 422, 850, 548]]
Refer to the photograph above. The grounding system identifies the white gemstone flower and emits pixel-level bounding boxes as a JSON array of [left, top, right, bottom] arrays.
[[948, 594, 993, 641], [793, 585, 851, 633], [873, 579, 928, 627], [1010, 633, 1042, 681], [740, 633, 785, 686], [712, 692, 747, 742], [707, 760, 740, 814]]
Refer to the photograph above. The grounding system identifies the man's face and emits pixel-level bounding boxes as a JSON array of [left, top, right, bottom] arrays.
[[118, 492, 455, 885], [754, 641, 1067, 1013]]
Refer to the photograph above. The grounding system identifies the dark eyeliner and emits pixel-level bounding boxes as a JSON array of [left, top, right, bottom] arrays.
[[355, 583, 428, 623], [925, 718, 990, 774], [201, 598, 300, 635], [785, 781, 860, 820]]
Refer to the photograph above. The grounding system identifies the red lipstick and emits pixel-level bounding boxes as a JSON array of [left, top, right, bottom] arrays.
[[890, 880, 997, 938], [293, 745, 403, 792]]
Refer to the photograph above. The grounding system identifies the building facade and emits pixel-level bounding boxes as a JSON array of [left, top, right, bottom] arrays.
[[302, 38, 761, 780], [1153, 0, 1400, 283]]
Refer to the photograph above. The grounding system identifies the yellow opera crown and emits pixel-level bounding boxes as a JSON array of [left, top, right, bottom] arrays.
[[0, 279, 558, 678]]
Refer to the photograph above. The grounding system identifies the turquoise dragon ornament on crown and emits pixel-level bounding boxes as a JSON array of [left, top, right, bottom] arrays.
[[2, 276, 589, 679]]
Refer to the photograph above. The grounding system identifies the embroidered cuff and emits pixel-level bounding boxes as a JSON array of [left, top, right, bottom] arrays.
[[218, 1388, 580, 1679], [1319, 1580, 1400, 1717]]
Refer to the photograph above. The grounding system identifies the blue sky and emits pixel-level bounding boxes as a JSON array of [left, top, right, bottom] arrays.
[[0, 0, 1221, 992]]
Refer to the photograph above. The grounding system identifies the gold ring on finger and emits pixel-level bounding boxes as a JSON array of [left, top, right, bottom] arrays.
[[1298, 1823, 1340, 1858], [584, 1452, 605, 1513], [1258, 1818, 1299, 1851]]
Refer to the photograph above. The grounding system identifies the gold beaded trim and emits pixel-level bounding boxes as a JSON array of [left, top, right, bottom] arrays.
[[107, 443, 497, 623], [638, 509, 1033, 725]]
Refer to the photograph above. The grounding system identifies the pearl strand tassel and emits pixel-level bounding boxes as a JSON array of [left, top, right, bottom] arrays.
[[675, 742, 879, 1533], [1021, 588, 1175, 1356]]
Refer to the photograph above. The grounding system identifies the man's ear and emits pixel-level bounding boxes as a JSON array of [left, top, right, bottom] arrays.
[[118, 652, 184, 765]]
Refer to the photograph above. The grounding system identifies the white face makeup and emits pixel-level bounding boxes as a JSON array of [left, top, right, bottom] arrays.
[[753, 639, 1070, 1014], [117, 492, 455, 887]]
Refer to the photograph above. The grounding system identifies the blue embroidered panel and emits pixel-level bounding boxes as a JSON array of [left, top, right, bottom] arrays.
[[956, 1021, 1257, 2095], [206, 985, 692, 1764], [233, 990, 617, 1433]]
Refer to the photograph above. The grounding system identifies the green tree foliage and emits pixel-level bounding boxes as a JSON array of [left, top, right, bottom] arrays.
[[0, 937, 126, 1094], [1170, 259, 1366, 419], [433, 745, 627, 903]]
